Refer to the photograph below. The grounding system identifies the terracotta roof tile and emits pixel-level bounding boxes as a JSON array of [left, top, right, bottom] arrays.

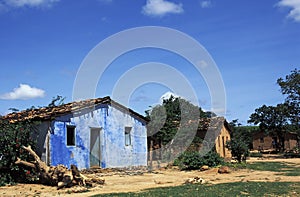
[[1, 96, 148, 123]]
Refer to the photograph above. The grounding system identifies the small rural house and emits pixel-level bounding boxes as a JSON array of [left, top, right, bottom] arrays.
[[3, 96, 148, 169], [199, 117, 232, 159], [148, 117, 232, 161], [252, 131, 298, 152]]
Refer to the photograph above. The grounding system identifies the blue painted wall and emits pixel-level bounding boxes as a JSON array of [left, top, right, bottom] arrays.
[[50, 105, 147, 169]]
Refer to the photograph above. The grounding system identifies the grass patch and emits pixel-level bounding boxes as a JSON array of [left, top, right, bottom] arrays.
[[92, 182, 300, 197], [246, 161, 300, 176], [249, 152, 263, 157]]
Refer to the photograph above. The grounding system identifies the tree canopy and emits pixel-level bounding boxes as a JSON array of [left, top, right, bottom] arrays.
[[277, 69, 299, 128], [226, 119, 258, 162], [0, 119, 38, 185], [146, 95, 206, 147], [248, 69, 300, 151]]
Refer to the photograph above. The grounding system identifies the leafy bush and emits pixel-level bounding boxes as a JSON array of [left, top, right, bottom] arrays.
[[174, 151, 203, 170], [202, 151, 224, 167], [226, 139, 249, 163], [173, 150, 224, 170], [0, 119, 38, 186]]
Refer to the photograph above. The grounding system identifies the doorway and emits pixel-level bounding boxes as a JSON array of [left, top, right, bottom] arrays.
[[90, 128, 102, 167]]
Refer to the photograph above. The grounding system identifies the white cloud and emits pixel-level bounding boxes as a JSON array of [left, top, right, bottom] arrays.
[[200, 0, 212, 8], [3, 0, 59, 8], [0, 84, 45, 100], [277, 0, 300, 22], [142, 0, 184, 17], [159, 91, 180, 103]]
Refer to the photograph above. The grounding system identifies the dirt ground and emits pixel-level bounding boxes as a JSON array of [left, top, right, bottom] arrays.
[[1, 157, 300, 197]]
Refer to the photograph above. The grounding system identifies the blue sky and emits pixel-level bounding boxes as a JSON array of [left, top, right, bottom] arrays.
[[0, 0, 299, 124]]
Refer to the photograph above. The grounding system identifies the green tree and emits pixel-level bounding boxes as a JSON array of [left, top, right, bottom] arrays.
[[146, 96, 205, 147], [146, 96, 208, 162], [248, 69, 299, 151], [0, 119, 38, 186], [226, 119, 256, 162], [277, 69, 299, 133]]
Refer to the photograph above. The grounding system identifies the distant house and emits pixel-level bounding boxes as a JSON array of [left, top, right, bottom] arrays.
[[2, 97, 148, 169], [148, 117, 232, 161], [213, 118, 232, 159], [198, 117, 232, 159], [252, 131, 298, 152]]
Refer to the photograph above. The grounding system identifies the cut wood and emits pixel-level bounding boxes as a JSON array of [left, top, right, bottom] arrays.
[[15, 145, 105, 189]]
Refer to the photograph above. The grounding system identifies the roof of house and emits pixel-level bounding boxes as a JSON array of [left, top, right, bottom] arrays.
[[170, 116, 231, 137], [252, 130, 298, 137], [186, 117, 230, 130], [196, 117, 231, 138], [1, 96, 148, 123]]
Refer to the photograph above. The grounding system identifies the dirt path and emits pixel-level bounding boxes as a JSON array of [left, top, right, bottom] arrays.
[[1, 158, 300, 197]]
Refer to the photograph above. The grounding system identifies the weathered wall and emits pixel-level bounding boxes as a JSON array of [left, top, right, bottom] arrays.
[[253, 132, 298, 151], [284, 133, 298, 151], [215, 125, 231, 158], [103, 106, 147, 168], [252, 132, 273, 150], [49, 105, 147, 169]]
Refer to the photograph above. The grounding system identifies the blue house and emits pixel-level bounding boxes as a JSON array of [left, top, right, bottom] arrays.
[[3, 97, 148, 169]]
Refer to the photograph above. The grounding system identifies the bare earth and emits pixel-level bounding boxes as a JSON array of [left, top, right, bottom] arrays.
[[1, 157, 300, 197]]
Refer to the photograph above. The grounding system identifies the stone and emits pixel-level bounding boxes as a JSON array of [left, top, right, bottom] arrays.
[[218, 166, 230, 174], [200, 165, 209, 171]]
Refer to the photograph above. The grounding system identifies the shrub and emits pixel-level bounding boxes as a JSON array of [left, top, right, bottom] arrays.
[[202, 151, 224, 167], [226, 140, 249, 163], [174, 151, 204, 170], [0, 119, 38, 186], [173, 150, 224, 170]]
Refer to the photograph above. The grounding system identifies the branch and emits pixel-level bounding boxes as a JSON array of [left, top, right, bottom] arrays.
[[22, 145, 41, 162], [15, 157, 36, 169], [21, 145, 49, 172]]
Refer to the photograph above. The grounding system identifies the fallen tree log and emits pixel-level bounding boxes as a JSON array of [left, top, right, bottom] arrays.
[[15, 145, 105, 189]]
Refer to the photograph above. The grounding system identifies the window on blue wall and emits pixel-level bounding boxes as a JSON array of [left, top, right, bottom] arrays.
[[125, 127, 132, 146], [67, 126, 76, 146]]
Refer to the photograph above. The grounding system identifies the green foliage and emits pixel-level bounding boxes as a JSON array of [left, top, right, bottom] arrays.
[[278, 69, 300, 140], [248, 104, 289, 136], [173, 150, 224, 170], [92, 182, 300, 197], [202, 151, 224, 167], [249, 152, 262, 157], [0, 119, 38, 186], [277, 69, 299, 123], [229, 120, 258, 149], [146, 96, 204, 147], [226, 120, 254, 163], [248, 69, 300, 150], [173, 151, 203, 170], [226, 161, 247, 170], [246, 161, 300, 176], [226, 139, 249, 163]]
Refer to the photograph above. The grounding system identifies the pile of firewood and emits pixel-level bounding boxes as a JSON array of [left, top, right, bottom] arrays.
[[15, 145, 105, 189]]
